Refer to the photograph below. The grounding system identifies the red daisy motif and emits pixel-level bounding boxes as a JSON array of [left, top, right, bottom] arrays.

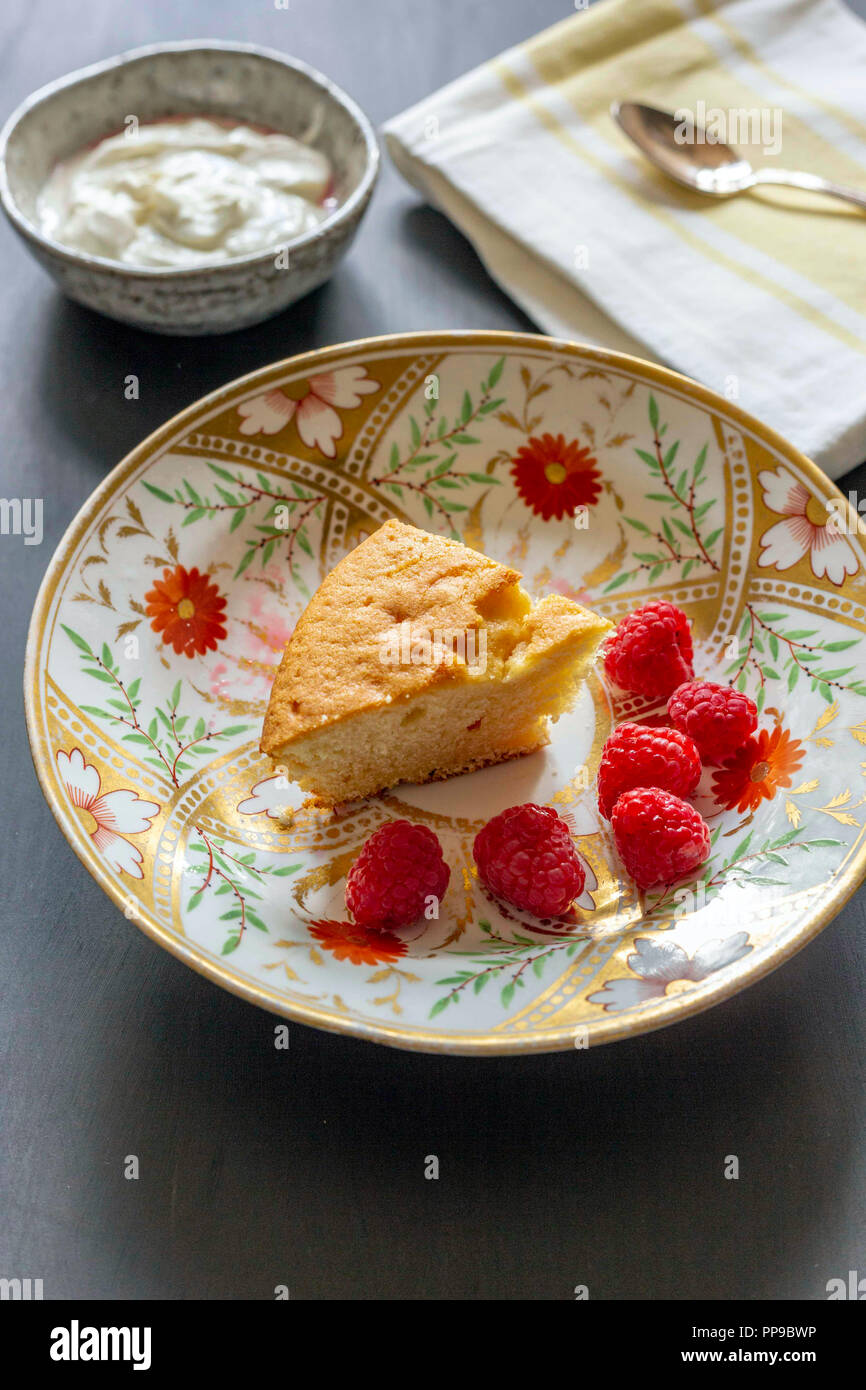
[[711, 725, 805, 815], [511, 433, 602, 520], [144, 565, 228, 658], [308, 918, 407, 966]]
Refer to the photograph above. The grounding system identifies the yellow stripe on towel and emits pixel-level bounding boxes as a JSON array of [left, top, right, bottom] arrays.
[[492, 54, 866, 356], [515, 0, 866, 328]]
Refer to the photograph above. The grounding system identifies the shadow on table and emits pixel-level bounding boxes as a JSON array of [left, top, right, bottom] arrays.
[[33, 201, 536, 486], [398, 202, 538, 330], [69, 916, 854, 1301], [32, 272, 376, 474]]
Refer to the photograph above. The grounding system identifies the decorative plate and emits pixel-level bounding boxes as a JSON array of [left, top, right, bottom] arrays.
[[25, 332, 866, 1053]]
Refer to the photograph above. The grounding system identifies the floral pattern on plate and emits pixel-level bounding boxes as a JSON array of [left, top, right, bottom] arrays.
[[25, 333, 866, 1052]]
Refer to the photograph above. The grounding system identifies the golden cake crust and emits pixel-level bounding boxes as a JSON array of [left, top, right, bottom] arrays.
[[261, 518, 523, 753]]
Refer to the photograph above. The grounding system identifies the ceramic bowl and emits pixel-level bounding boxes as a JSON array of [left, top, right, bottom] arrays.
[[0, 40, 379, 335]]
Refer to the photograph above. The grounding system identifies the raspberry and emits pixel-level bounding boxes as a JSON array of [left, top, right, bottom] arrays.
[[668, 680, 758, 763], [346, 821, 449, 929], [611, 787, 710, 890], [473, 803, 585, 917], [597, 722, 701, 819], [604, 601, 694, 698]]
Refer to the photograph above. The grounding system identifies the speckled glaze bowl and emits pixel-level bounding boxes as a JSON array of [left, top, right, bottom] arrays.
[[0, 41, 379, 335]]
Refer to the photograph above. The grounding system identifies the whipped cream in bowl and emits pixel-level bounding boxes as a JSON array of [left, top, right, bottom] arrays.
[[0, 41, 379, 332], [38, 117, 336, 269]]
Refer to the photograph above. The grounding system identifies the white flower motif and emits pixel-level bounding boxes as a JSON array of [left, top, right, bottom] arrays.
[[588, 932, 752, 1013], [56, 748, 159, 880], [757, 466, 858, 587], [238, 774, 304, 820], [236, 388, 295, 436], [237, 367, 380, 457]]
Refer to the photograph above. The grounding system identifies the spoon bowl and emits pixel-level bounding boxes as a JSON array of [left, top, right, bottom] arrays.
[[611, 100, 754, 194], [611, 100, 866, 210]]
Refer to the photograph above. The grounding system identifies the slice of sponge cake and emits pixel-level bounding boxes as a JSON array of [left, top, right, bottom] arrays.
[[261, 519, 610, 805]]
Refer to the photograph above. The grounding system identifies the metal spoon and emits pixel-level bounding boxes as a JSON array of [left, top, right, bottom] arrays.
[[611, 100, 866, 211]]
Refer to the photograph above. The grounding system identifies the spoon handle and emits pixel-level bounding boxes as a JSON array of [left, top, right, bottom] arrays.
[[753, 166, 866, 211]]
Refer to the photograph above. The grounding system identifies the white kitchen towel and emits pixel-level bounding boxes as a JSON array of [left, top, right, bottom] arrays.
[[384, 0, 866, 478]]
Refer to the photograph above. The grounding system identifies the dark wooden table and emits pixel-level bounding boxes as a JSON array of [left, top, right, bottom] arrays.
[[2, 0, 865, 1301]]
